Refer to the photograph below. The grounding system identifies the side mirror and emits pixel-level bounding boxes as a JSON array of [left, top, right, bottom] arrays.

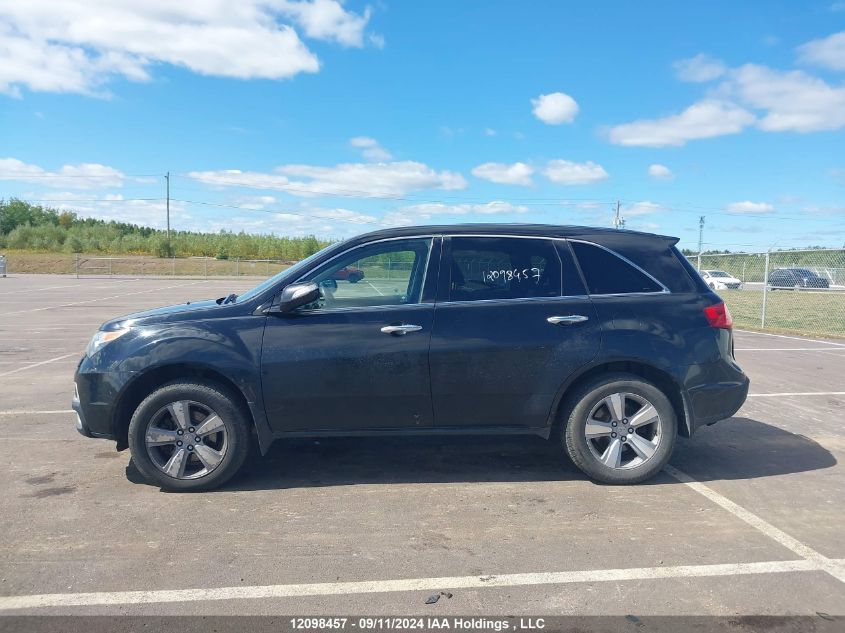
[[274, 282, 320, 313]]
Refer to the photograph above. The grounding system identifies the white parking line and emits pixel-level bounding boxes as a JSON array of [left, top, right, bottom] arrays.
[[0, 281, 202, 317], [0, 409, 73, 416], [0, 354, 77, 378], [747, 391, 845, 398], [665, 465, 845, 584], [365, 281, 385, 296], [734, 329, 845, 348], [735, 347, 845, 351], [0, 559, 825, 611]]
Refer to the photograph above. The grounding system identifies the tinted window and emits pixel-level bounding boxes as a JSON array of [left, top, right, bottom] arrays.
[[448, 237, 561, 302], [302, 238, 432, 310], [571, 241, 663, 295]]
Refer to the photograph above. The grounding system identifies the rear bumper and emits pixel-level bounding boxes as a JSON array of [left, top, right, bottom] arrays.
[[685, 376, 749, 433], [681, 351, 750, 435]]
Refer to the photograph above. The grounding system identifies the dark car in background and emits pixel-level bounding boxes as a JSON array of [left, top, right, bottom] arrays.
[[768, 267, 830, 290], [73, 224, 748, 491]]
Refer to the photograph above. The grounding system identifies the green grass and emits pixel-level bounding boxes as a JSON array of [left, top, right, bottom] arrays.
[[2, 250, 290, 277], [720, 289, 845, 338]]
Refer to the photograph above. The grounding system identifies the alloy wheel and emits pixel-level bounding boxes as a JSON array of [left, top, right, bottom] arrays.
[[144, 400, 228, 480], [584, 392, 662, 470]]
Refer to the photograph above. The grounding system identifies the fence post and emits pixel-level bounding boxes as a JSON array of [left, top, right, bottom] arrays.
[[75, 253, 79, 279], [204, 257, 208, 279], [108, 259, 112, 276], [172, 256, 176, 276], [761, 250, 770, 329], [266, 259, 270, 277], [236, 258, 240, 277]]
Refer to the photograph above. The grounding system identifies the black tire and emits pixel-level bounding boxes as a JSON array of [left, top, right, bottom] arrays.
[[561, 373, 676, 484], [349, 273, 363, 284], [128, 380, 251, 491]]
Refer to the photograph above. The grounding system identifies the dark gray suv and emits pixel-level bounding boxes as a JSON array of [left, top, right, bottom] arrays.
[[74, 224, 749, 491]]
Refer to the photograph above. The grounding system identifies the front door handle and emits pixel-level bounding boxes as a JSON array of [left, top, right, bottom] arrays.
[[380, 324, 423, 335], [547, 315, 589, 325]]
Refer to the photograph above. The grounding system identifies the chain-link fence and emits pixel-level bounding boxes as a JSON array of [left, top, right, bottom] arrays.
[[0, 253, 293, 278], [694, 248, 845, 338]]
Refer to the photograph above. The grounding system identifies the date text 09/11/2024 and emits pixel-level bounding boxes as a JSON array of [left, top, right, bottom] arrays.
[[289, 617, 546, 631]]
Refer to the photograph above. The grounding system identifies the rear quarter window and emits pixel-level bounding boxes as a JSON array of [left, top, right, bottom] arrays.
[[570, 241, 663, 295]]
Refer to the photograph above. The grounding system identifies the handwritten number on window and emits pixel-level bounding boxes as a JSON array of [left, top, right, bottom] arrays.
[[483, 267, 541, 283]]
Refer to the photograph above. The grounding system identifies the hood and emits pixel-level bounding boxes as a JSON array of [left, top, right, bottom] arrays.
[[100, 299, 229, 330]]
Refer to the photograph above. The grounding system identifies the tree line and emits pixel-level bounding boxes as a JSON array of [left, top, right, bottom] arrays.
[[0, 199, 330, 261]]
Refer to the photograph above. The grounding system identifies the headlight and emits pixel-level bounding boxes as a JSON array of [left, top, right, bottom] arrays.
[[86, 328, 129, 357]]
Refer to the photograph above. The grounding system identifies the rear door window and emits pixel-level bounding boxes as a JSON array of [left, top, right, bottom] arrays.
[[570, 241, 664, 295], [448, 237, 562, 302]]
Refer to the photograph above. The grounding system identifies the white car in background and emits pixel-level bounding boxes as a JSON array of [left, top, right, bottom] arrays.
[[701, 270, 743, 290]]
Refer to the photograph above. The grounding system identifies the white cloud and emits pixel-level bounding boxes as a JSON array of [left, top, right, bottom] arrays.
[[607, 100, 755, 147], [231, 195, 278, 210], [349, 136, 393, 161], [471, 162, 534, 186], [531, 92, 579, 125], [798, 31, 845, 71], [728, 64, 845, 132], [276, 0, 372, 47], [188, 161, 467, 198], [0, 0, 375, 96], [483, 128, 497, 137], [36, 192, 190, 228], [648, 164, 674, 180], [382, 201, 529, 226], [673, 54, 726, 82], [623, 201, 665, 216], [0, 157, 125, 188], [725, 200, 775, 214], [542, 160, 608, 185]]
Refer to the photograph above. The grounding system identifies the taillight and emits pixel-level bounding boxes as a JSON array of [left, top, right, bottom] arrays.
[[704, 301, 733, 329]]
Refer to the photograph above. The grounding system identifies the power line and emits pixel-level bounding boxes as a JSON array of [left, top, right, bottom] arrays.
[[10, 197, 165, 203]]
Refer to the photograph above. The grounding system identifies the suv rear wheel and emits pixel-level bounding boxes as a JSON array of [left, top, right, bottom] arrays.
[[128, 380, 251, 491], [562, 373, 676, 484]]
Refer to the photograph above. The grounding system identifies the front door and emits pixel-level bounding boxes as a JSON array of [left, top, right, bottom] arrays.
[[261, 237, 438, 432], [430, 236, 600, 429]]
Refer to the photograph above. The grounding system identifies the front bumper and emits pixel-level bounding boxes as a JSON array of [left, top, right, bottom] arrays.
[[73, 354, 126, 441]]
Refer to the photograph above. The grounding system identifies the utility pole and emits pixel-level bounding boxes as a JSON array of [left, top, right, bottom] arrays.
[[165, 171, 171, 256], [697, 215, 705, 270], [612, 200, 625, 229]]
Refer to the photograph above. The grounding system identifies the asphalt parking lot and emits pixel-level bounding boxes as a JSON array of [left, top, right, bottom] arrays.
[[0, 274, 843, 616]]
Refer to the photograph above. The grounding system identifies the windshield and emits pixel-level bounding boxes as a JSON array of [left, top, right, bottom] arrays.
[[234, 241, 347, 304], [793, 268, 816, 277], [707, 271, 731, 278]]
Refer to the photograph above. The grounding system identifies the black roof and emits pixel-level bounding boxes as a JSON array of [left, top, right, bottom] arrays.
[[348, 223, 678, 245]]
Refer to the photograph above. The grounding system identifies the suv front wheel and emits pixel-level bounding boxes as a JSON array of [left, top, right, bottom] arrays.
[[128, 380, 251, 491], [562, 373, 676, 484]]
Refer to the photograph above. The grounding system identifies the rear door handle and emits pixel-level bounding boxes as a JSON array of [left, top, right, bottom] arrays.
[[547, 315, 589, 325], [380, 324, 423, 335]]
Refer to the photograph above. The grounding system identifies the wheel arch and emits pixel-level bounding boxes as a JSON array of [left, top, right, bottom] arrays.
[[113, 363, 267, 451], [549, 360, 691, 438]]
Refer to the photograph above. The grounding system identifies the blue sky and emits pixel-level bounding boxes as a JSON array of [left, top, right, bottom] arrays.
[[1, 0, 844, 251]]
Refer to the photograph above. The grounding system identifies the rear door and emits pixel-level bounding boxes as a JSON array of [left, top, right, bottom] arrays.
[[429, 236, 600, 429]]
